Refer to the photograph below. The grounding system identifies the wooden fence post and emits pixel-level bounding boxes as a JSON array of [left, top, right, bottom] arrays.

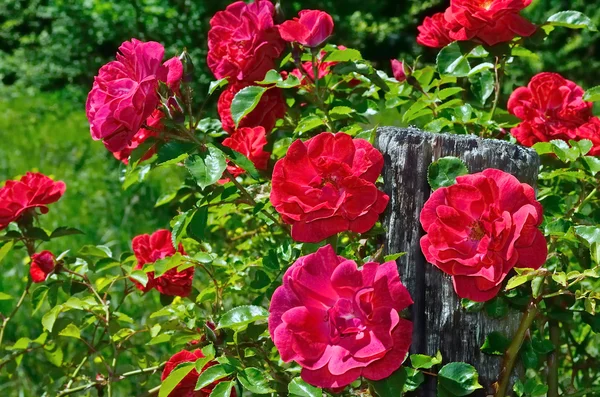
[[376, 127, 540, 396]]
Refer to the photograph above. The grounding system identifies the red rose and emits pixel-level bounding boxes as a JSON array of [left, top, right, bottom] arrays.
[[112, 110, 163, 164], [444, 0, 536, 46], [0, 172, 66, 230], [161, 349, 235, 397], [208, 0, 285, 82], [391, 59, 407, 82], [222, 126, 270, 179], [416, 13, 453, 48], [217, 83, 286, 134], [420, 169, 547, 302], [86, 39, 182, 152], [279, 10, 334, 48], [508, 72, 600, 154], [131, 229, 194, 297], [269, 245, 413, 388], [30, 251, 56, 283], [270, 132, 389, 243]]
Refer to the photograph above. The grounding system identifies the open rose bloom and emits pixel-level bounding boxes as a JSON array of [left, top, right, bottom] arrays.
[[207, 0, 285, 83], [271, 132, 389, 243], [0, 172, 66, 230], [508, 72, 600, 155], [86, 39, 182, 152], [420, 169, 547, 302], [417, 0, 536, 48], [131, 229, 194, 297], [269, 245, 413, 388]]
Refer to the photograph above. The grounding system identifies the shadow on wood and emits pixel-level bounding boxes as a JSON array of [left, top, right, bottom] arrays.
[[376, 127, 540, 396]]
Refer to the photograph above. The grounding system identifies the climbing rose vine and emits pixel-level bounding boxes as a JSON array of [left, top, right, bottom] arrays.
[[2, 0, 600, 396]]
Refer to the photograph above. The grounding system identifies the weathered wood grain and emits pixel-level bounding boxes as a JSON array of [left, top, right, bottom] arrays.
[[376, 127, 540, 396]]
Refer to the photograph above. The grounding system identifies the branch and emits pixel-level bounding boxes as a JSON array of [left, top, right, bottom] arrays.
[[494, 299, 540, 397], [548, 321, 560, 397]]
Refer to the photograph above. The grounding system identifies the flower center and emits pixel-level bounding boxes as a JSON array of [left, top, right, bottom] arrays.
[[469, 221, 486, 241], [327, 299, 366, 344]]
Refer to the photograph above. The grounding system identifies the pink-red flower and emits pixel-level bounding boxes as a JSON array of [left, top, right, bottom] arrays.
[[508, 72, 600, 155], [112, 110, 163, 164], [0, 172, 66, 230], [391, 60, 407, 82], [208, 0, 285, 83], [222, 126, 270, 179], [161, 349, 235, 397], [279, 10, 335, 48], [217, 83, 286, 134], [420, 169, 547, 302], [131, 229, 194, 297], [416, 13, 453, 48], [270, 132, 389, 243], [444, 0, 536, 46], [30, 251, 56, 283], [86, 39, 182, 153], [269, 245, 413, 388]]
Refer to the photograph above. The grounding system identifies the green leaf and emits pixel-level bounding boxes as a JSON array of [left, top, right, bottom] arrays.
[[295, 115, 326, 134], [469, 70, 494, 105], [50, 227, 84, 239], [209, 381, 234, 397], [370, 367, 407, 396], [288, 377, 322, 397], [403, 367, 425, 392], [238, 367, 275, 394], [0, 292, 12, 300], [384, 252, 406, 262], [171, 210, 192, 247], [213, 142, 262, 181], [78, 245, 112, 258], [209, 78, 228, 96], [480, 332, 510, 355], [187, 207, 208, 243], [160, 363, 195, 397], [217, 305, 269, 331], [0, 241, 14, 264], [44, 341, 63, 367], [461, 299, 484, 312], [584, 86, 600, 102], [437, 42, 471, 77], [546, 11, 597, 32], [438, 362, 483, 396], [157, 141, 196, 165], [185, 146, 227, 189], [31, 286, 49, 314], [256, 70, 282, 85], [484, 297, 509, 319], [410, 351, 442, 369], [324, 48, 363, 62], [130, 270, 149, 288], [58, 323, 81, 339], [195, 364, 234, 390], [428, 157, 469, 190], [230, 86, 267, 128], [42, 305, 61, 332]]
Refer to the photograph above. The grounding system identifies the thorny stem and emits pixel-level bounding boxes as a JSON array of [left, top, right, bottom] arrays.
[[494, 299, 540, 397], [548, 321, 560, 397], [490, 56, 506, 122], [223, 169, 291, 235]]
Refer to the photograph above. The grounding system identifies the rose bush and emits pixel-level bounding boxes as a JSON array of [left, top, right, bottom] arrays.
[[3, 1, 600, 396], [268, 245, 413, 388]]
